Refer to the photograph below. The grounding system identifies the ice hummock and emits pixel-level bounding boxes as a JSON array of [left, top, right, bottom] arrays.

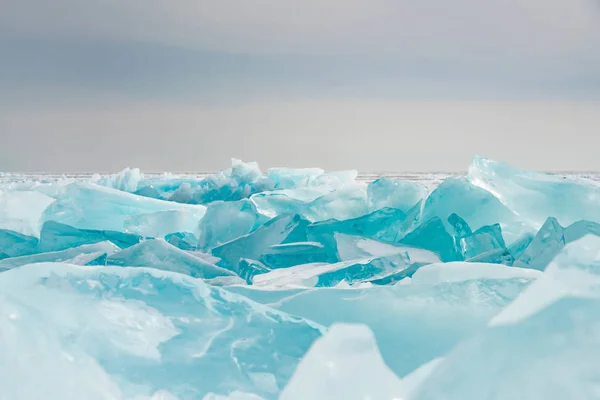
[[1, 156, 600, 399]]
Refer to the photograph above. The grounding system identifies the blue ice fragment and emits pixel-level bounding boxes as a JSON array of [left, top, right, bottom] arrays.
[[165, 232, 198, 250], [281, 217, 311, 244], [513, 217, 565, 270], [399, 217, 460, 262], [307, 207, 408, 246], [466, 248, 514, 265], [212, 214, 303, 273], [334, 233, 441, 264], [106, 239, 234, 279], [514, 218, 600, 271], [267, 168, 325, 190], [250, 192, 307, 218], [238, 258, 272, 284], [448, 213, 472, 238], [253, 252, 418, 288], [123, 209, 205, 238], [469, 155, 600, 231], [367, 177, 427, 213], [421, 177, 528, 244], [0, 241, 121, 271], [41, 182, 207, 232], [0, 189, 55, 237], [507, 232, 535, 260], [303, 186, 369, 222], [0, 229, 38, 259], [459, 223, 506, 259], [196, 200, 265, 251], [96, 167, 142, 192], [260, 242, 333, 269], [0, 263, 323, 398], [191, 159, 275, 204], [563, 219, 600, 242], [39, 221, 142, 253]]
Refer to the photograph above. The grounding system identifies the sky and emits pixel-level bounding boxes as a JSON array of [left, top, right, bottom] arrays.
[[1, 0, 599, 172]]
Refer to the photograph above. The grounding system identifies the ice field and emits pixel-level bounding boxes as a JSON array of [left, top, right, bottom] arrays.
[[1, 156, 600, 399]]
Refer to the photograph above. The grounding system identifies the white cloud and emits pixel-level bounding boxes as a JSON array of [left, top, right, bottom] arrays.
[[1, 0, 599, 56]]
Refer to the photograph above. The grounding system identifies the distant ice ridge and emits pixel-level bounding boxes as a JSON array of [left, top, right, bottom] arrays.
[[1, 156, 600, 399]]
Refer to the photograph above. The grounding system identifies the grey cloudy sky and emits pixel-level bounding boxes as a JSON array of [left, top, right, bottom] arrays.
[[1, 0, 599, 172]]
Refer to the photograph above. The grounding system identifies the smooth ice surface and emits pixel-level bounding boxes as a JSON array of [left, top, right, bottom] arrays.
[[196, 200, 265, 251], [0, 189, 54, 236], [280, 324, 404, 400], [0, 241, 121, 271], [124, 209, 205, 238], [212, 214, 302, 273], [2, 157, 600, 399], [368, 177, 427, 214], [41, 182, 206, 232], [410, 262, 542, 285], [0, 229, 38, 259], [232, 270, 537, 377], [0, 263, 323, 399]]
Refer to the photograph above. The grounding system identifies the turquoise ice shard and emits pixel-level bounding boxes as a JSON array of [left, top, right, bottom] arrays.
[[307, 207, 408, 246], [0, 241, 120, 271], [367, 177, 427, 213], [96, 167, 142, 192], [421, 177, 528, 244], [303, 186, 369, 222], [512, 218, 600, 271], [123, 209, 205, 238], [563, 219, 600, 242], [165, 231, 199, 250], [513, 217, 565, 270], [334, 234, 441, 264], [211, 213, 302, 273], [106, 239, 234, 279], [507, 232, 534, 259], [0, 229, 38, 259], [468, 156, 600, 229], [280, 324, 404, 400], [458, 223, 506, 259], [399, 217, 460, 262], [448, 213, 472, 238], [267, 167, 325, 190], [41, 182, 206, 231], [253, 247, 434, 288], [0, 189, 54, 236], [38, 220, 142, 253], [250, 192, 307, 218], [238, 258, 271, 284], [196, 200, 265, 251], [260, 242, 333, 269], [0, 263, 323, 398], [465, 248, 514, 265], [492, 235, 600, 327]]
